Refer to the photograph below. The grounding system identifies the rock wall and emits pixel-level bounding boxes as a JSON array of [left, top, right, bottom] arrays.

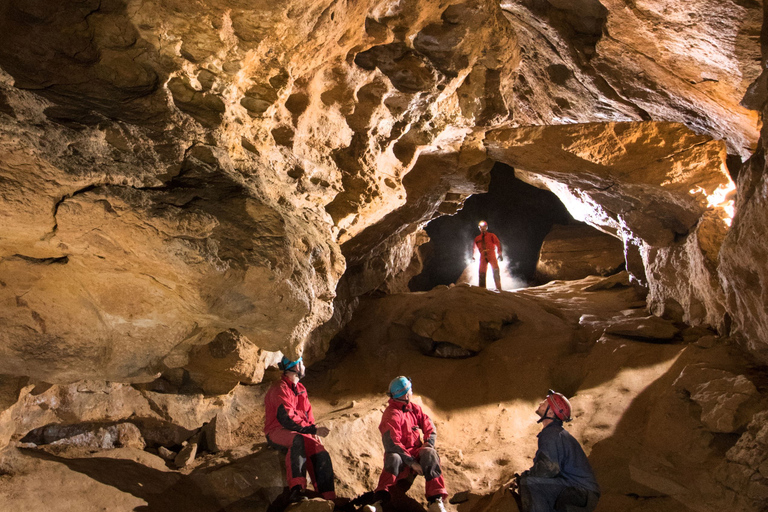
[[486, 122, 737, 331], [0, 0, 517, 383], [0, 0, 766, 385]]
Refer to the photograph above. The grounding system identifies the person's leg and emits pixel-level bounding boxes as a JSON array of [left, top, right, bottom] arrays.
[[417, 447, 448, 501], [267, 429, 307, 491], [302, 435, 336, 500], [554, 487, 600, 512], [488, 257, 501, 290], [478, 258, 488, 288], [375, 452, 405, 495], [519, 475, 569, 512]]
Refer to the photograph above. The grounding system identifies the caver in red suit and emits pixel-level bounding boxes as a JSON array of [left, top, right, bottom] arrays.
[[374, 377, 448, 507], [473, 220, 503, 290], [264, 356, 336, 501]]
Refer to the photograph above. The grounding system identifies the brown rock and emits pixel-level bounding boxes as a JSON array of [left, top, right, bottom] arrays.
[[604, 316, 679, 341], [535, 223, 625, 283], [184, 330, 271, 395], [175, 439, 199, 469], [157, 446, 175, 461], [202, 413, 238, 453], [396, 288, 518, 353]]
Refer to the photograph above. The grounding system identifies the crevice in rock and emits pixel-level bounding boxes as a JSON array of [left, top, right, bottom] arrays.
[[10, 254, 69, 265], [47, 183, 103, 239]]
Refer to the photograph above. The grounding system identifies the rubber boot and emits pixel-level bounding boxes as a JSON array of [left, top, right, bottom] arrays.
[[478, 272, 486, 288], [493, 268, 502, 291]]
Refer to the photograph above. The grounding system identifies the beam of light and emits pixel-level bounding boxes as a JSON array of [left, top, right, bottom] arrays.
[[689, 180, 736, 227], [459, 257, 528, 291]]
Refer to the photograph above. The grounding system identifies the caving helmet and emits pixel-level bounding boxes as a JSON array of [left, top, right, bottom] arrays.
[[478, 220, 488, 231], [279, 356, 305, 378], [542, 389, 572, 422], [388, 376, 412, 400]]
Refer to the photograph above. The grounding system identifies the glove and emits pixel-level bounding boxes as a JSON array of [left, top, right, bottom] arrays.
[[498, 254, 503, 262]]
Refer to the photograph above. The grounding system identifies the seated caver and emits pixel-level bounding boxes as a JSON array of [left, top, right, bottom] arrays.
[[369, 376, 450, 512], [264, 356, 336, 504], [517, 390, 600, 512]]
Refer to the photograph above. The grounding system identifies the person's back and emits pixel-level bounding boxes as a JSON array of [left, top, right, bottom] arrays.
[[536, 422, 599, 494], [517, 391, 600, 512]]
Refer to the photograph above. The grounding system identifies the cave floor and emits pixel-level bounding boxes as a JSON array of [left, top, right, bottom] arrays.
[[1, 276, 760, 512]]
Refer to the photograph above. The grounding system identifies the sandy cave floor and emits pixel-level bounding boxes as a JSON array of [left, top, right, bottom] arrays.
[[0, 276, 764, 512]]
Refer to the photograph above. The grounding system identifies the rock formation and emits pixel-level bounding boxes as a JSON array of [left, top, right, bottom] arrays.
[[535, 223, 625, 282], [0, 0, 767, 510]]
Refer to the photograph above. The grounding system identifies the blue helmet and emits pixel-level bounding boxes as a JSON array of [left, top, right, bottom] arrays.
[[388, 376, 412, 399], [280, 356, 302, 372]]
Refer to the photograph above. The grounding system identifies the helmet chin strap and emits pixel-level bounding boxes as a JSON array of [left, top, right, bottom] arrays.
[[537, 405, 551, 423]]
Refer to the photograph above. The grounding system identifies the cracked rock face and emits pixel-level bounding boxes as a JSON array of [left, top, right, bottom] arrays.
[[0, 0, 766, 386]]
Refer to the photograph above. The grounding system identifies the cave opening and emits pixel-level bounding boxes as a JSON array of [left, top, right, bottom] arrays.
[[409, 162, 574, 291]]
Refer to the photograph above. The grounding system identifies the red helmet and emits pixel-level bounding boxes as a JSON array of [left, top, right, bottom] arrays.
[[546, 390, 572, 422]]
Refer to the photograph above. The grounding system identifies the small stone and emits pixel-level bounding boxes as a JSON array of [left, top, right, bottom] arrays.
[[157, 446, 175, 461], [450, 491, 470, 504], [174, 442, 198, 468]]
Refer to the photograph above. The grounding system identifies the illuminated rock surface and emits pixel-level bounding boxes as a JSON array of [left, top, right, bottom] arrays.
[[0, 0, 767, 510]]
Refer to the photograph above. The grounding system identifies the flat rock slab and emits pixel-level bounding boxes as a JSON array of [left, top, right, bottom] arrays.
[[604, 315, 680, 340]]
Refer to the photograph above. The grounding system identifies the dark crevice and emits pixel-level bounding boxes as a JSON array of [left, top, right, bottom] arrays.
[[11, 254, 69, 265]]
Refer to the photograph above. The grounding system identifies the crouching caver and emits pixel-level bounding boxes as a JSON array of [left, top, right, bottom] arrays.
[[264, 356, 337, 503], [517, 390, 600, 512], [372, 377, 449, 512]]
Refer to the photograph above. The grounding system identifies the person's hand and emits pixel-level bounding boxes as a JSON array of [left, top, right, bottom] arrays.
[[410, 462, 423, 475], [316, 426, 330, 437], [498, 254, 503, 262]]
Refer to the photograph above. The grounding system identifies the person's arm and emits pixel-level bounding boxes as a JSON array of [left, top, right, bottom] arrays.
[[381, 411, 416, 466], [418, 407, 437, 447], [275, 386, 318, 435], [528, 434, 561, 477], [494, 233, 503, 260]]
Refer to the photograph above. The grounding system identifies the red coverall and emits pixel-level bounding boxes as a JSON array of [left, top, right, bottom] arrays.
[[374, 399, 448, 500], [264, 375, 336, 499], [473, 231, 502, 289]]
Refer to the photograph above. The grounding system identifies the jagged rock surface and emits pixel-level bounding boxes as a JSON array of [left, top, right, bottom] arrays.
[[535, 223, 625, 282]]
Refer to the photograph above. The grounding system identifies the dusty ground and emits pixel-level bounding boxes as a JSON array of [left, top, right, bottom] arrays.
[[1, 276, 765, 512]]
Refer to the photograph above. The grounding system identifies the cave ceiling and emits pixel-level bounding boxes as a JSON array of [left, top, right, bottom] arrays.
[[0, 0, 765, 382]]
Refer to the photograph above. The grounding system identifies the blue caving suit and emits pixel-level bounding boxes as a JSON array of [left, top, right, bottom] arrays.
[[520, 420, 600, 512]]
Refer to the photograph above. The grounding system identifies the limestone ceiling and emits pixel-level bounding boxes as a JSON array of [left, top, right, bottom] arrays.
[[0, 0, 764, 382]]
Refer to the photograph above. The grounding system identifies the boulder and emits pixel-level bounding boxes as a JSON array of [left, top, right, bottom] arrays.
[[184, 330, 273, 395], [604, 315, 680, 341], [691, 375, 761, 433], [394, 288, 518, 353], [20, 422, 145, 450], [202, 413, 238, 453], [674, 367, 762, 433], [535, 223, 625, 283]]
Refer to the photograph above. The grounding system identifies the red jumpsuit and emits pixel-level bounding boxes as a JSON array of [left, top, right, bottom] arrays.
[[473, 231, 502, 288], [374, 399, 448, 500], [264, 375, 336, 499]]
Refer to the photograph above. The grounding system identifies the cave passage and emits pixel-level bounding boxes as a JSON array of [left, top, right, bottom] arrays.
[[409, 163, 573, 291]]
